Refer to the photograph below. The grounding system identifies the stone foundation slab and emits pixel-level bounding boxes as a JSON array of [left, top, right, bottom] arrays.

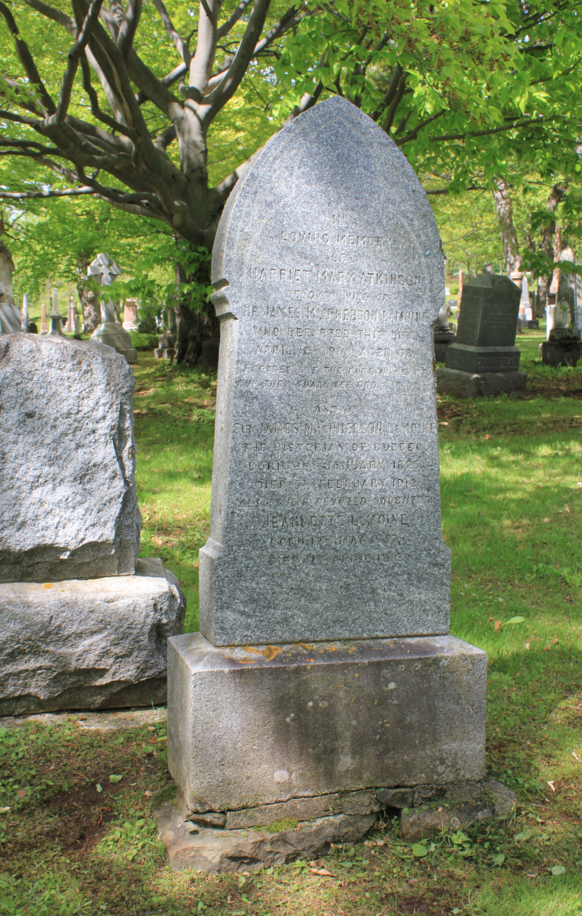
[[0, 558, 185, 715], [436, 368, 527, 398]]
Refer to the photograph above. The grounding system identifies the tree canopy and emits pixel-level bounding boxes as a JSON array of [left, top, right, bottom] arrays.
[[1, 0, 582, 252]]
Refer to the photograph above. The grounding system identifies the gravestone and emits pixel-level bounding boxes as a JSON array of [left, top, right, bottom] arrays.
[[123, 298, 140, 331], [0, 240, 21, 334], [22, 294, 29, 331], [433, 298, 456, 362], [89, 253, 137, 364], [40, 301, 48, 334], [0, 334, 185, 712], [540, 251, 582, 366], [437, 273, 526, 396], [48, 288, 65, 335], [164, 98, 487, 872]]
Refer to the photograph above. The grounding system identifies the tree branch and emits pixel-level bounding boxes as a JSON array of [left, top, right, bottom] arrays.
[[22, 0, 74, 32], [205, 0, 275, 116], [431, 116, 555, 143], [189, 0, 222, 97], [217, 0, 253, 38], [0, 186, 96, 199], [151, 0, 188, 62], [395, 109, 446, 146], [0, 1, 56, 115], [54, 0, 104, 124]]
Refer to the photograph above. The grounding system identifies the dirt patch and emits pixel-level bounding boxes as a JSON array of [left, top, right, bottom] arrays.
[[42, 782, 123, 853], [397, 892, 449, 916]]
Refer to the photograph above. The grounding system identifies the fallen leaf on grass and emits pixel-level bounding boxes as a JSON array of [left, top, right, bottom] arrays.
[[551, 865, 566, 876], [411, 844, 428, 857], [17, 790, 28, 799], [152, 536, 163, 547], [506, 616, 525, 625], [547, 780, 556, 792], [485, 434, 492, 440], [0, 807, 10, 813], [109, 774, 123, 784], [308, 867, 336, 877], [494, 621, 502, 632]]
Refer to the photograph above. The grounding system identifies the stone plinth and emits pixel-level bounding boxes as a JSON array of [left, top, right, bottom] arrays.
[[92, 321, 137, 364], [168, 633, 486, 816], [540, 328, 581, 367], [0, 558, 186, 715], [0, 334, 141, 582], [436, 367, 527, 398], [433, 327, 456, 362]]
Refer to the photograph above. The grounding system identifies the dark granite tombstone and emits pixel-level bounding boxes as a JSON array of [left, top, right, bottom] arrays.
[[436, 273, 526, 396], [445, 273, 521, 372]]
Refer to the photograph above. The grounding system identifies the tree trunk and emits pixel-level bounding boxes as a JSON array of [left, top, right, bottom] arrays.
[[492, 178, 521, 273], [76, 255, 100, 332], [536, 185, 566, 318], [175, 254, 219, 370]]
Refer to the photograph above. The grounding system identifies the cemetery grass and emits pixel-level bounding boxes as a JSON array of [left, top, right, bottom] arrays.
[[1, 345, 582, 915]]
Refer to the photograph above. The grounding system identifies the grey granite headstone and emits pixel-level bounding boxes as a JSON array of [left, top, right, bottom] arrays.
[[0, 334, 141, 582], [200, 96, 450, 646], [445, 273, 521, 373]]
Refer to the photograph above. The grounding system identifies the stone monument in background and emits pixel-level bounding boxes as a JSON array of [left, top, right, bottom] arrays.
[[0, 334, 185, 713], [0, 241, 22, 334], [160, 98, 492, 873], [541, 247, 581, 366], [433, 298, 456, 362], [89, 253, 138, 364], [437, 272, 526, 397], [123, 298, 140, 331]]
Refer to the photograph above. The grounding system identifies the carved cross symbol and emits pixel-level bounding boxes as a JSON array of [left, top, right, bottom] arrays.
[[88, 252, 122, 287]]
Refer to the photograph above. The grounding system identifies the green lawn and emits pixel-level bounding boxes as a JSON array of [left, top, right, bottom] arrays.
[[1, 330, 582, 915]]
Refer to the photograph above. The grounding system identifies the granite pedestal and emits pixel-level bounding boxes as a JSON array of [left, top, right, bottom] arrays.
[[0, 558, 185, 715], [436, 367, 527, 398], [92, 321, 137, 363], [540, 328, 581, 367]]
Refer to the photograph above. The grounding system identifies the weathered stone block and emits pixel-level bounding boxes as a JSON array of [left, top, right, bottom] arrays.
[[436, 367, 527, 398], [0, 334, 141, 582], [167, 633, 486, 815], [0, 558, 185, 714], [154, 801, 376, 873]]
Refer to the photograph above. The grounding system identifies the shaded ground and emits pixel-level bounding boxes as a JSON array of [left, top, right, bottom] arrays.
[[1, 330, 582, 914]]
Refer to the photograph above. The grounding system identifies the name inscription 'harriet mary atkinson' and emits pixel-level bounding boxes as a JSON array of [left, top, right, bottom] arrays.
[[200, 96, 450, 647]]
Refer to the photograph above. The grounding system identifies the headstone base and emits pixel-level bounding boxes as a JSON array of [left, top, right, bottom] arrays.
[[540, 329, 581, 366], [445, 343, 520, 373], [153, 776, 514, 873], [91, 321, 137, 363], [167, 633, 486, 821], [155, 347, 175, 360], [433, 328, 456, 363], [0, 558, 185, 715], [436, 367, 527, 398]]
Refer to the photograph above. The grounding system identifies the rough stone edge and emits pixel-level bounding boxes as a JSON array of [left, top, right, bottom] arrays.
[[153, 778, 516, 873], [0, 558, 186, 716], [436, 367, 527, 398]]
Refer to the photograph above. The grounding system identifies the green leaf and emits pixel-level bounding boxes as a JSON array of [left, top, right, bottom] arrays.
[[506, 616, 525, 625], [96, 783, 102, 793], [492, 853, 505, 866], [412, 843, 428, 857], [109, 774, 123, 784], [551, 865, 566, 876]]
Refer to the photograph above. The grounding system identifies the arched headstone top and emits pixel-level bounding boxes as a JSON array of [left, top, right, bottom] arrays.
[[202, 96, 450, 647]]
